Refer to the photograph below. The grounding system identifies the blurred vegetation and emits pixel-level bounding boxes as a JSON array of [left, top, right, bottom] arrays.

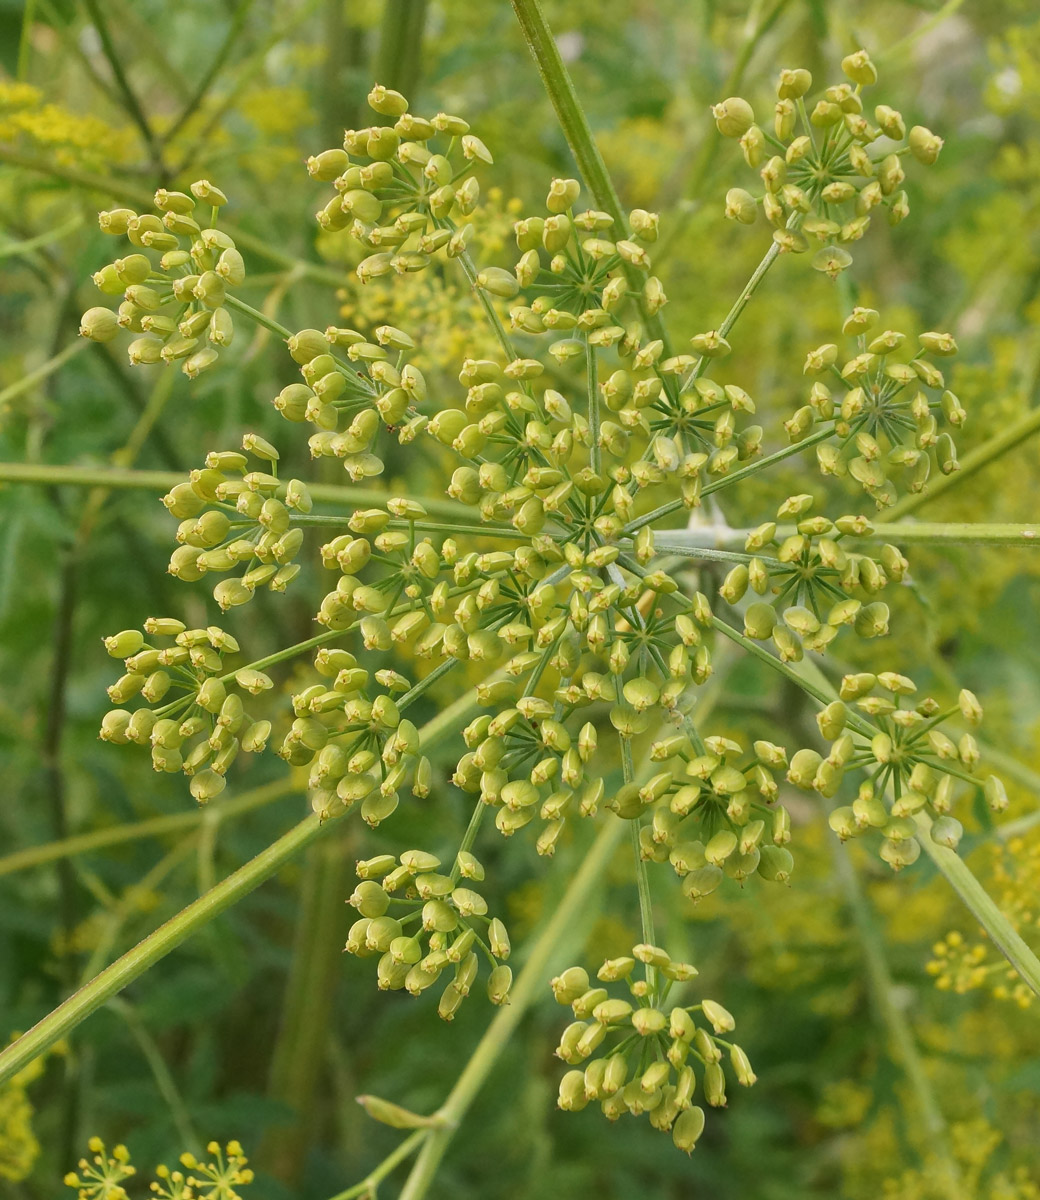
[[1, 1, 1040, 1198]]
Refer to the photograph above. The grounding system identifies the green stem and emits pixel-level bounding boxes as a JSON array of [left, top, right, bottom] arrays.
[[586, 336, 601, 474], [0, 213, 83, 260], [449, 801, 488, 885], [263, 831, 352, 1183], [447, 235, 516, 361], [622, 736, 657, 989], [877, 0, 967, 63], [709, 614, 1040, 997], [914, 809, 1040, 999], [827, 829, 964, 1199], [374, 0, 428, 101], [17, 0, 38, 80], [886, 404, 1040, 520], [0, 777, 292, 878], [623, 424, 836, 535], [509, 0, 669, 350], [0, 812, 332, 1087], [685, 242, 780, 385], [326, 1130, 427, 1200], [82, 0, 164, 172], [867, 522, 1040, 546], [397, 816, 626, 1200], [159, 0, 258, 150], [0, 340, 89, 409], [109, 997, 201, 1154], [0, 461, 469, 520], [653, 521, 1040, 551], [224, 293, 293, 340]]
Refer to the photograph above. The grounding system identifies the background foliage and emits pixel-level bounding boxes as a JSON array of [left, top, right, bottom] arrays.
[[1, 1, 1040, 1197]]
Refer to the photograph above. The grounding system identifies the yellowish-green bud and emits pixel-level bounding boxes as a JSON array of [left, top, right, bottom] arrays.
[[712, 96, 755, 138]]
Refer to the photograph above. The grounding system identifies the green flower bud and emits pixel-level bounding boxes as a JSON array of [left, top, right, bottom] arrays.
[[724, 188, 757, 224], [909, 125, 943, 165], [712, 96, 755, 138], [880, 837, 920, 870], [983, 774, 1009, 813], [672, 1105, 706, 1153], [777, 68, 812, 99], [190, 179, 228, 206], [788, 748, 822, 788], [558, 1069, 589, 1111], [743, 602, 776, 640], [841, 49, 877, 85], [547, 177, 580, 213], [190, 769, 226, 805], [80, 306, 120, 342], [730, 1044, 757, 1086], [488, 964, 512, 1005]]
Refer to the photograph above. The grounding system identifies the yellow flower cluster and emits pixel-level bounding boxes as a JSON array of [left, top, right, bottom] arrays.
[[65, 1138, 253, 1200], [928, 834, 1040, 1008], [0, 82, 134, 167], [0, 1049, 43, 1183]]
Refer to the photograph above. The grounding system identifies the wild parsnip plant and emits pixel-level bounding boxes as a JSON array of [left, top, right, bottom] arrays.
[[4, 3, 1040, 1197]]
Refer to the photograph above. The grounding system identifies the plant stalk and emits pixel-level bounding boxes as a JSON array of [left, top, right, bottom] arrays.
[[886, 404, 1040, 520], [509, 0, 670, 350], [0, 461, 469, 520], [397, 816, 626, 1200], [0, 811, 333, 1088], [827, 829, 964, 1199], [709, 614, 1040, 997]]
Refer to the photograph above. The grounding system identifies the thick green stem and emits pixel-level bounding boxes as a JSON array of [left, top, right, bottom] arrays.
[[263, 830, 353, 1184], [827, 829, 964, 1199], [0, 811, 332, 1087], [397, 816, 626, 1200], [886, 404, 1040, 520], [914, 810, 1040, 998], [374, 0, 428, 101], [509, 0, 669, 350]]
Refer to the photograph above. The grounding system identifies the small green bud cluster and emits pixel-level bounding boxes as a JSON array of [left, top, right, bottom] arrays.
[[274, 322, 427, 483], [722, 493, 901, 651], [162, 436, 308, 607], [639, 732, 795, 897], [505, 177, 666, 330], [308, 85, 491, 281], [99, 618, 273, 803], [344, 849, 511, 1015], [300, 647, 429, 823], [716, 51, 943, 274], [786, 676, 1003, 869], [552, 944, 754, 1151], [79, 181, 243, 376], [797, 312, 964, 504]]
